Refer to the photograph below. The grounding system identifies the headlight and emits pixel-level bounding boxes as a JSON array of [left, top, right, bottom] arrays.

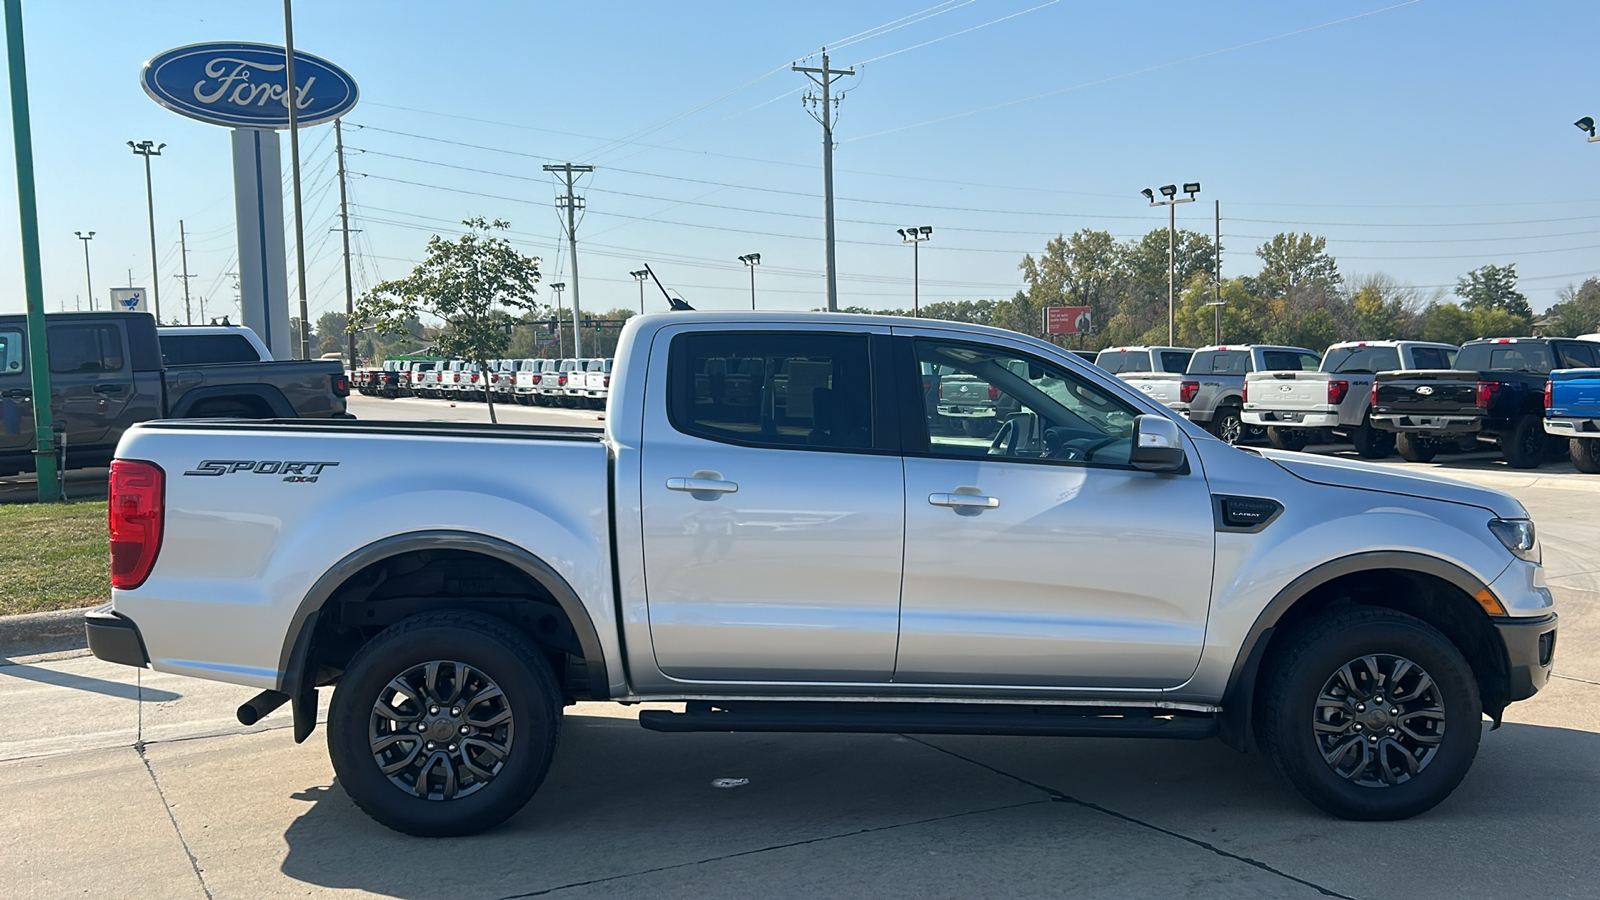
[[1488, 518, 1540, 563]]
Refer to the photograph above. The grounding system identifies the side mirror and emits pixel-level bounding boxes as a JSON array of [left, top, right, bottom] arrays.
[[1129, 414, 1187, 473]]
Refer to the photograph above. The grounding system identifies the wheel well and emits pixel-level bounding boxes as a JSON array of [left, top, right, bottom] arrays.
[[1251, 568, 1509, 734], [303, 549, 591, 702]]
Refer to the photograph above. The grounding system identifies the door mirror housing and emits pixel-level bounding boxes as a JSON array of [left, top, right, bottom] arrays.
[[1129, 415, 1187, 473]]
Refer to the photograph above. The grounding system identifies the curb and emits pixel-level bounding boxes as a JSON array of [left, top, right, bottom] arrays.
[[0, 608, 89, 659]]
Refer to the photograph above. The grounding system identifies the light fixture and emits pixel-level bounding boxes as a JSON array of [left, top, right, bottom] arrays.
[[1183, 182, 1201, 196], [1577, 116, 1596, 137], [1159, 184, 1178, 199], [1140, 188, 1154, 202], [918, 226, 932, 236]]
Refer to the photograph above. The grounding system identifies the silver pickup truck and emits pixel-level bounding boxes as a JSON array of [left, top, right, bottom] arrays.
[[86, 312, 1555, 836], [1243, 341, 1459, 457], [1124, 345, 1320, 444]]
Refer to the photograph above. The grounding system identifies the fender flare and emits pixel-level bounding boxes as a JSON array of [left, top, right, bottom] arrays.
[[170, 384, 295, 418], [1216, 550, 1496, 751], [277, 531, 611, 739]]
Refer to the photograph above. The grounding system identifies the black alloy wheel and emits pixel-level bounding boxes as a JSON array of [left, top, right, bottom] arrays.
[[1502, 414, 1547, 469]]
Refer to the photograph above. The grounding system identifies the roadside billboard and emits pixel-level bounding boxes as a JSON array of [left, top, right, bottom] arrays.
[[1044, 306, 1092, 335]]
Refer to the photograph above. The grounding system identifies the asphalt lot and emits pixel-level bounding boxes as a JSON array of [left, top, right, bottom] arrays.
[[4, 393, 1600, 898]]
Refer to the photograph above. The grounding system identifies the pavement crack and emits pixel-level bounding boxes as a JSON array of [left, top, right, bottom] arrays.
[[902, 736, 1357, 900], [1553, 673, 1600, 687], [136, 742, 215, 900], [492, 798, 1050, 899]]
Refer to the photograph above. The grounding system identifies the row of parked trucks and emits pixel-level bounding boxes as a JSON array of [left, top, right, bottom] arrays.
[[353, 357, 615, 408], [1090, 334, 1600, 472]]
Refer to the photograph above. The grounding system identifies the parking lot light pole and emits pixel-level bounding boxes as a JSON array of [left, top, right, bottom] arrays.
[[896, 226, 932, 316], [629, 269, 647, 315], [738, 253, 760, 309], [550, 282, 566, 357], [1141, 183, 1199, 346], [128, 140, 165, 322], [1576, 116, 1600, 142], [74, 230, 94, 311]]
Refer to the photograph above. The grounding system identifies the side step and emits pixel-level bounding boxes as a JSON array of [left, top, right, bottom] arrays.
[[638, 701, 1217, 740]]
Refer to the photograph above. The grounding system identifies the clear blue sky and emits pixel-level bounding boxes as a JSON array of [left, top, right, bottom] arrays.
[[1, 0, 1597, 323]]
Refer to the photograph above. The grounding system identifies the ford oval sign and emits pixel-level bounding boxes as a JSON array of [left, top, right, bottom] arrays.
[[141, 42, 358, 129]]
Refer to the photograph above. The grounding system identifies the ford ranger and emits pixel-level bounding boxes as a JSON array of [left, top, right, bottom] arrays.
[[85, 312, 1556, 836]]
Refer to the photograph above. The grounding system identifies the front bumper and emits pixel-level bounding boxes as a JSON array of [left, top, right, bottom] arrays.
[[1370, 413, 1483, 434], [1241, 409, 1338, 428], [84, 604, 149, 669], [1495, 613, 1557, 701]]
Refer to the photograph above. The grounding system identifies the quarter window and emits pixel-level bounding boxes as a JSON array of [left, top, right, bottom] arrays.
[[668, 331, 874, 451]]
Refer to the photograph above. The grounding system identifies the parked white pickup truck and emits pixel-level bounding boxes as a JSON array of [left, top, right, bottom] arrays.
[[87, 312, 1555, 837], [1243, 341, 1459, 457]]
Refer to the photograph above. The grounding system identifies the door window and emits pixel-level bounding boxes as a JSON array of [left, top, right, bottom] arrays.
[[47, 325, 124, 373], [0, 328, 23, 375], [1558, 342, 1597, 369], [912, 339, 1138, 467], [668, 331, 874, 451]]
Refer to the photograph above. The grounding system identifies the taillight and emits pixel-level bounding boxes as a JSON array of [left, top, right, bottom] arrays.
[[1545, 380, 1553, 409], [471, 373, 479, 383], [1371, 383, 1379, 409], [108, 460, 165, 590], [603, 375, 610, 388], [1241, 380, 1248, 402], [1476, 381, 1500, 409], [987, 385, 999, 401], [1180, 380, 1200, 403], [922, 378, 933, 391], [1328, 380, 1349, 405], [559, 374, 568, 386], [332, 374, 350, 397]]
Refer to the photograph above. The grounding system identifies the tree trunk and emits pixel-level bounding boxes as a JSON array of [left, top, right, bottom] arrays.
[[481, 359, 498, 424]]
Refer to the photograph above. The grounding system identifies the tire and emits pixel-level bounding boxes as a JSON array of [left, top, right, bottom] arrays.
[[327, 611, 562, 837], [961, 417, 998, 439], [1350, 418, 1394, 460], [1572, 438, 1600, 474], [1209, 406, 1244, 445], [1265, 426, 1309, 452], [1501, 414, 1546, 469], [1395, 433, 1437, 463], [1260, 606, 1481, 821]]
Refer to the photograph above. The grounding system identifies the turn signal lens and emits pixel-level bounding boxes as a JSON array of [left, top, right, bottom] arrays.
[[108, 460, 165, 590], [1474, 588, 1508, 617]]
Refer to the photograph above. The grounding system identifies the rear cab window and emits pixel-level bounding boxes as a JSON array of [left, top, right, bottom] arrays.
[[1258, 349, 1321, 372], [1456, 342, 1554, 374], [1323, 346, 1401, 374], [1187, 350, 1249, 376], [667, 331, 875, 451], [1159, 350, 1192, 373], [1094, 350, 1150, 375]]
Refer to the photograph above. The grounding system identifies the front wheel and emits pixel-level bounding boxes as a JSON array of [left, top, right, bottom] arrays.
[[1572, 438, 1600, 474], [1395, 432, 1437, 463], [1502, 414, 1547, 469], [1265, 426, 1309, 452], [1260, 606, 1481, 820], [327, 611, 561, 837]]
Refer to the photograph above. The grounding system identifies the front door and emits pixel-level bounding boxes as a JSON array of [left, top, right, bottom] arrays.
[[894, 333, 1216, 690], [640, 326, 904, 683]]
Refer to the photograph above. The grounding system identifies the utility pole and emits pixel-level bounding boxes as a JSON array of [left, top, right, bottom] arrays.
[[128, 140, 164, 322], [793, 49, 854, 312], [542, 163, 593, 359], [897, 226, 932, 316], [738, 254, 761, 309], [1140, 182, 1199, 345], [334, 119, 357, 369], [550, 282, 566, 357], [74, 231, 94, 311], [176, 219, 193, 324], [283, 0, 310, 359], [630, 269, 648, 315], [1214, 200, 1222, 344]]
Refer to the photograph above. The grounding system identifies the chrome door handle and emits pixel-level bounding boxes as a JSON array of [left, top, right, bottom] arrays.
[[929, 492, 999, 509], [667, 476, 739, 494]]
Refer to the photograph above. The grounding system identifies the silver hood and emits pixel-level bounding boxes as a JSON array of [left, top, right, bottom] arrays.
[[1256, 449, 1528, 519]]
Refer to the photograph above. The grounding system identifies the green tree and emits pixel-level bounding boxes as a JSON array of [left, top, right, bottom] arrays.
[[1456, 264, 1532, 323], [354, 218, 540, 422], [917, 299, 999, 325], [1347, 273, 1432, 341], [1540, 278, 1600, 336], [288, 317, 314, 357], [1251, 233, 1341, 299], [315, 311, 349, 358], [1420, 302, 1477, 345]]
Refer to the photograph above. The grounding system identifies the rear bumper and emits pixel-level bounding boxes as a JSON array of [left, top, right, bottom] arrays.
[[84, 604, 149, 669], [1370, 413, 1482, 434], [1241, 409, 1338, 428], [1545, 417, 1600, 437], [1495, 612, 1557, 702]]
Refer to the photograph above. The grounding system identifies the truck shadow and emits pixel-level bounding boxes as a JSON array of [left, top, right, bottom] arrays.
[[277, 712, 1600, 899]]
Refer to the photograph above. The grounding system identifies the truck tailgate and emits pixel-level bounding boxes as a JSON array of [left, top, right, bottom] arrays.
[[1374, 370, 1477, 414], [1549, 368, 1600, 417], [1245, 371, 1329, 410], [109, 419, 613, 690], [1120, 373, 1183, 407]]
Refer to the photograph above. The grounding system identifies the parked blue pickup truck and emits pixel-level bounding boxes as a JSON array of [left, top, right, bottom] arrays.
[[1546, 367, 1600, 473]]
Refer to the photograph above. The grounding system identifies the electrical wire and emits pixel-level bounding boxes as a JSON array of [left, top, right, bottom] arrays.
[[854, 0, 1061, 66]]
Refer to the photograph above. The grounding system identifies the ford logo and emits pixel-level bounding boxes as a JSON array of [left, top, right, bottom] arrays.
[[1279, 385, 1294, 393], [141, 42, 358, 129], [1416, 385, 1434, 395]]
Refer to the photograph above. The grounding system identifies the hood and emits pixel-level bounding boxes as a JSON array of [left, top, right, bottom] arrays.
[[1256, 449, 1528, 519]]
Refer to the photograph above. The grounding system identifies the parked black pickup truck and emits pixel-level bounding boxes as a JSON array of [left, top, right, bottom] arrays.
[[1370, 336, 1597, 467], [0, 312, 350, 475]]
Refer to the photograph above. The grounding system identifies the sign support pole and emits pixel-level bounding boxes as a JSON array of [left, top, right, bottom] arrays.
[[3, 0, 58, 501], [283, 0, 310, 359]]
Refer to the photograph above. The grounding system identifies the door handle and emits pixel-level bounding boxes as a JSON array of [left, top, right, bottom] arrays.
[[929, 492, 999, 509], [93, 383, 124, 394], [666, 476, 739, 494], [1, 388, 27, 400]]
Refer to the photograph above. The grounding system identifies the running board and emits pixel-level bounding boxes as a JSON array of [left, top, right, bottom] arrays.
[[638, 701, 1218, 740]]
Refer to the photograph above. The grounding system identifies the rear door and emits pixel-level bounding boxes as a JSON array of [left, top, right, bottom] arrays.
[[0, 324, 33, 467], [639, 324, 904, 683], [45, 321, 132, 450]]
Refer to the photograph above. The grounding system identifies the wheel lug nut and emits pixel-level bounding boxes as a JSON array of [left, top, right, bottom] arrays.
[[416, 722, 426, 732], [448, 744, 457, 752], [1353, 723, 1363, 731], [426, 741, 436, 750], [1369, 735, 1378, 742], [459, 725, 469, 734], [430, 706, 439, 715], [1356, 703, 1366, 712], [1388, 727, 1397, 734], [451, 707, 461, 716], [1390, 708, 1399, 715], [1374, 696, 1384, 704]]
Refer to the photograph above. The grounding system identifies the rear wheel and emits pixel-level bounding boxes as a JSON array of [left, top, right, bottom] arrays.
[[1260, 606, 1480, 820], [1501, 414, 1547, 469], [1266, 426, 1309, 452], [961, 417, 998, 439], [327, 611, 561, 837], [1350, 418, 1395, 459], [1571, 438, 1600, 474], [1395, 433, 1437, 463], [1209, 406, 1244, 445]]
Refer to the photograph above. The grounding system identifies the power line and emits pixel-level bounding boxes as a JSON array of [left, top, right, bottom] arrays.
[[854, 0, 1062, 66]]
